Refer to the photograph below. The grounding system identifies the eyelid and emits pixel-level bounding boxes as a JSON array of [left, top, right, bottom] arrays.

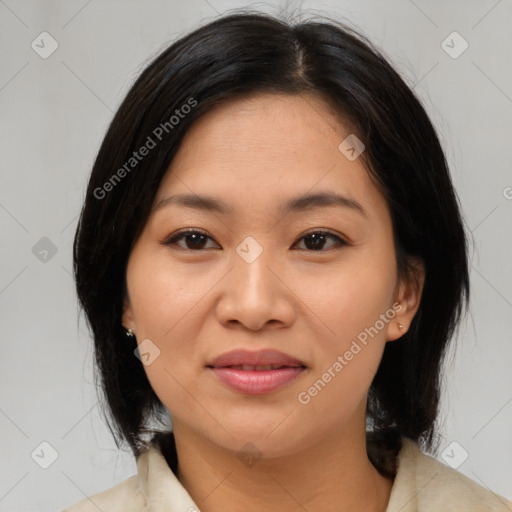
[[161, 228, 349, 250], [292, 228, 349, 250], [161, 228, 218, 247]]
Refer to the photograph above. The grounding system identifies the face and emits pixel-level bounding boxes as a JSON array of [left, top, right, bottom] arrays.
[[123, 93, 423, 458]]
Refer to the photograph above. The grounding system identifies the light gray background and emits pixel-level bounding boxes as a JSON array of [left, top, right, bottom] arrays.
[[0, 1, 511, 510]]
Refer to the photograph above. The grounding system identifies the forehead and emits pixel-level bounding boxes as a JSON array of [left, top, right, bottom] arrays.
[[153, 93, 385, 219]]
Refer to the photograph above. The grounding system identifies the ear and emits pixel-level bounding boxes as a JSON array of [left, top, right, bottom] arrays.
[[386, 258, 425, 342], [122, 295, 136, 333]]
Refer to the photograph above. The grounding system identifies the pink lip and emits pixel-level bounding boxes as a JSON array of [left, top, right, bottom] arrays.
[[208, 348, 305, 368], [210, 367, 305, 394], [207, 349, 307, 395]]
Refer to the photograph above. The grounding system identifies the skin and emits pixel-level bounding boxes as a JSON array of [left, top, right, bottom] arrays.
[[122, 92, 425, 512]]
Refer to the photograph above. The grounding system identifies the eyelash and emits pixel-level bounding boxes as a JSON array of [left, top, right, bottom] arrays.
[[161, 228, 349, 252]]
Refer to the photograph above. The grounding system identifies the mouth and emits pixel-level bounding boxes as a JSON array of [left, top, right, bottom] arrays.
[[219, 364, 299, 371], [207, 349, 307, 394]]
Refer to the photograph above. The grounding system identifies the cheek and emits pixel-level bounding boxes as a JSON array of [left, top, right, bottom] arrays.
[[128, 249, 213, 340], [126, 250, 215, 394], [294, 268, 392, 423], [126, 255, 208, 414], [297, 246, 397, 347], [292, 240, 396, 406]]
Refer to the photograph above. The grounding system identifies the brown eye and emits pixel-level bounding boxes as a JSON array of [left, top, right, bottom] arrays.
[[293, 231, 347, 251], [162, 230, 219, 250], [161, 229, 348, 252]]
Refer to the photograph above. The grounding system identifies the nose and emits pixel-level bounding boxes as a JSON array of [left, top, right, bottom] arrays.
[[215, 243, 296, 331]]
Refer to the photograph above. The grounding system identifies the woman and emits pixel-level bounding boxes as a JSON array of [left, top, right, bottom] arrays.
[[64, 11, 512, 512]]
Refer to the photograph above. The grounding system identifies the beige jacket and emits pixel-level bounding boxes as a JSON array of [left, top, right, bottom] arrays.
[[63, 438, 512, 511]]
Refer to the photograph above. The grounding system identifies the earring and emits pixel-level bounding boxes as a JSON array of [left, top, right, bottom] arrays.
[[125, 328, 135, 338], [398, 323, 406, 332]]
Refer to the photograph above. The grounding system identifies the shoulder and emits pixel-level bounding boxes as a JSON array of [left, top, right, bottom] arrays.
[[62, 474, 145, 512], [62, 435, 199, 512], [387, 438, 512, 512]]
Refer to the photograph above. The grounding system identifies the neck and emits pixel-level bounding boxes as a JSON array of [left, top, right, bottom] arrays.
[[171, 422, 394, 512]]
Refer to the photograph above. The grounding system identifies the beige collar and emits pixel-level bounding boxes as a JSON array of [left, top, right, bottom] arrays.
[[136, 442, 201, 511], [135, 436, 511, 511], [135, 438, 417, 511]]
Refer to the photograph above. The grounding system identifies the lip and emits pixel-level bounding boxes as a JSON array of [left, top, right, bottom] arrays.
[[207, 349, 307, 395], [208, 349, 305, 368]]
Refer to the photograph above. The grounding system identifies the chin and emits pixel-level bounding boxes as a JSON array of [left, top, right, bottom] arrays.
[[206, 420, 313, 460]]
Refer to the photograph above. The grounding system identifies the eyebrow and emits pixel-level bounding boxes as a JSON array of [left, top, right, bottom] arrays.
[[152, 191, 366, 217]]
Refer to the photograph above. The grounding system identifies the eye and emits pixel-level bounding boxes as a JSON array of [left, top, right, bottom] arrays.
[[161, 229, 219, 250], [161, 228, 348, 252], [292, 229, 348, 251]]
